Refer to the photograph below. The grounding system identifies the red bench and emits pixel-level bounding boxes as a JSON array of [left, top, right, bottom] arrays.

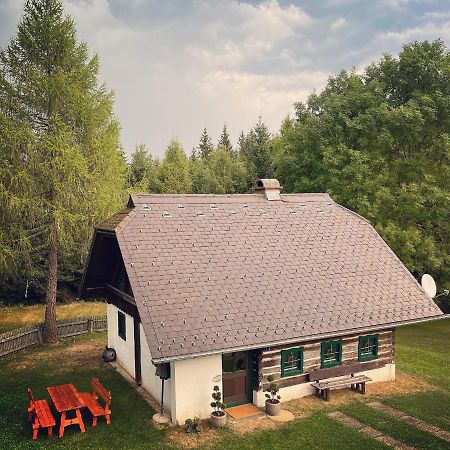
[[79, 378, 112, 427], [27, 388, 56, 440]]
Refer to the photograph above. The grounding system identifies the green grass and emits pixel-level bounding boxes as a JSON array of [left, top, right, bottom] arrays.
[[0, 301, 107, 333], [209, 413, 390, 450], [384, 392, 450, 433], [0, 333, 170, 450], [396, 319, 450, 391], [0, 318, 448, 449], [341, 402, 448, 450]]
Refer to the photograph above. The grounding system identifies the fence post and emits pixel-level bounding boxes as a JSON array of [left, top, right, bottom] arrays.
[[88, 318, 94, 333], [37, 325, 43, 343]]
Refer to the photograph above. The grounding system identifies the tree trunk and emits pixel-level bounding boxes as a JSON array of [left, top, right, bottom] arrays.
[[42, 223, 58, 343]]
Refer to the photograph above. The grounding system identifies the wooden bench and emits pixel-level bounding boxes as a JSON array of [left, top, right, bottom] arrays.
[[309, 363, 372, 401], [27, 388, 56, 440], [79, 378, 111, 427]]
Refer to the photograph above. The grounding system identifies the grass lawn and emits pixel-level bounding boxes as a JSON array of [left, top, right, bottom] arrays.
[[0, 318, 448, 449], [0, 301, 107, 333]]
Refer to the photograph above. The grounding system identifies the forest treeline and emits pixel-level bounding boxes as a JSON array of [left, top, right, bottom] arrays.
[[0, 1, 448, 316]]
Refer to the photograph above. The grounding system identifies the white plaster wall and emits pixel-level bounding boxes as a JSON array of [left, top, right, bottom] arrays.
[[107, 303, 135, 378], [362, 363, 396, 383], [140, 323, 172, 412], [254, 383, 315, 407], [170, 354, 222, 424], [254, 363, 396, 407]]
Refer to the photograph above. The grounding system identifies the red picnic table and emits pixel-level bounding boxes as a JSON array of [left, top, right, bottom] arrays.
[[47, 383, 86, 437]]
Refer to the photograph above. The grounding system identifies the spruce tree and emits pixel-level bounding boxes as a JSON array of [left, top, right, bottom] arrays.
[[0, 0, 126, 340], [198, 127, 214, 158], [218, 123, 233, 152]]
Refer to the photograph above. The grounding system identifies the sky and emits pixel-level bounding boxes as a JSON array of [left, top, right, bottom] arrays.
[[1, 0, 450, 158]]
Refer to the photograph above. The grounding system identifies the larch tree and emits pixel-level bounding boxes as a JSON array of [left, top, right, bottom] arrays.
[[0, 0, 126, 341], [158, 139, 192, 193]]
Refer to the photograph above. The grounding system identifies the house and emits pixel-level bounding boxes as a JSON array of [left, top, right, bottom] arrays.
[[79, 179, 444, 424]]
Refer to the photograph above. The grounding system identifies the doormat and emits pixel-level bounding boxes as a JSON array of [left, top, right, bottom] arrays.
[[224, 403, 263, 420]]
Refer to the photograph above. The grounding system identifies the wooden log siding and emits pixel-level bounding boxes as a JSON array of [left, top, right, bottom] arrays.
[[259, 330, 394, 391]]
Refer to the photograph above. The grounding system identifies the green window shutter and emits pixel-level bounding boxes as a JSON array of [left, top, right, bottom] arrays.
[[358, 334, 378, 361], [321, 340, 342, 368], [281, 347, 303, 377]]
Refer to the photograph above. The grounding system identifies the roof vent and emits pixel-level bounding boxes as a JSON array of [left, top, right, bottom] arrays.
[[210, 204, 218, 209], [142, 204, 151, 210], [162, 211, 172, 218], [177, 204, 184, 209], [229, 209, 237, 215], [255, 179, 281, 201], [197, 210, 206, 216]]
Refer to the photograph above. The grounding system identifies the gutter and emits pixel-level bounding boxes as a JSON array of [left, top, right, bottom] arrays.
[[151, 313, 449, 364]]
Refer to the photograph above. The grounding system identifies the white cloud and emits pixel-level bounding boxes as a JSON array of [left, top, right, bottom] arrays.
[[1, 0, 449, 157], [60, 0, 315, 155], [330, 17, 347, 32]]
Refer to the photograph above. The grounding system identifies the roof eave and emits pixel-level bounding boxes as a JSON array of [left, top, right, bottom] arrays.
[[151, 313, 448, 364]]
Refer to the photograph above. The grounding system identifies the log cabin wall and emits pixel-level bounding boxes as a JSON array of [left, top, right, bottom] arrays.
[[258, 329, 395, 391]]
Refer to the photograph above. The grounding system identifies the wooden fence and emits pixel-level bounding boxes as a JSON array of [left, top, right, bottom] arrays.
[[0, 315, 107, 358]]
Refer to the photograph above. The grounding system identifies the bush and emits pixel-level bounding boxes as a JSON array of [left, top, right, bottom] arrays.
[[184, 416, 201, 433]]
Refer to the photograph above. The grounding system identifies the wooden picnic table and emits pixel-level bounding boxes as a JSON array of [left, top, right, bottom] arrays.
[[47, 383, 86, 437]]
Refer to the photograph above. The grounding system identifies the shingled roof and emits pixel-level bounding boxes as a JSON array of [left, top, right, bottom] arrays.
[[89, 181, 443, 363]]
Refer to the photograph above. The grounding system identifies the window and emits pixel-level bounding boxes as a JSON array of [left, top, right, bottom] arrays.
[[281, 347, 303, 377], [321, 340, 342, 368], [358, 334, 378, 361], [118, 311, 126, 341], [222, 352, 247, 373]]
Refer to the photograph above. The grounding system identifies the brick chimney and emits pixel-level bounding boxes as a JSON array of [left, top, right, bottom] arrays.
[[255, 179, 282, 201]]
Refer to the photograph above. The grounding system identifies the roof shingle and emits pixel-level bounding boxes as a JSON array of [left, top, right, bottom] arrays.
[[105, 192, 442, 362]]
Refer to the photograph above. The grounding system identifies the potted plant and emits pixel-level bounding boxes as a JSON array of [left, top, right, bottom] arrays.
[[210, 385, 226, 428], [265, 375, 281, 416]]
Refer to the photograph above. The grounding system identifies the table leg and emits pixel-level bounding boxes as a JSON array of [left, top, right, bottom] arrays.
[[59, 412, 66, 438], [75, 408, 86, 433]]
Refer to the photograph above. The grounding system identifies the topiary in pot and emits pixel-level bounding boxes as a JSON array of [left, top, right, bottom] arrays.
[[265, 375, 281, 416], [210, 385, 227, 428]]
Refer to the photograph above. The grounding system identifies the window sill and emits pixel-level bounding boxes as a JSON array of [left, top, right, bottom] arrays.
[[320, 361, 342, 369], [281, 369, 303, 378], [358, 355, 378, 362]]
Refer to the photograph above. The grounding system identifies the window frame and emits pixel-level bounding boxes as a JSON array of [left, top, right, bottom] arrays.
[[281, 347, 303, 377], [118, 311, 126, 341], [320, 339, 342, 368], [358, 334, 378, 361]]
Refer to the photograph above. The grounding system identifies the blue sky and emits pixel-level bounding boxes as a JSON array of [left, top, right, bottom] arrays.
[[1, 0, 450, 157]]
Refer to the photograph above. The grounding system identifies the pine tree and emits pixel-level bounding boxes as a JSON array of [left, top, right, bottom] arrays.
[[0, 0, 126, 339], [251, 117, 273, 179], [218, 123, 233, 153], [198, 128, 214, 158], [239, 118, 273, 183]]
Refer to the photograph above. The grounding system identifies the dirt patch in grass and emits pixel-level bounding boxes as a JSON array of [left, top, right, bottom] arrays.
[[366, 371, 434, 397], [168, 414, 285, 448], [283, 371, 434, 418], [229, 415, 279, 434], [168, 419, 221, 449], [3, 334, 105, 372]]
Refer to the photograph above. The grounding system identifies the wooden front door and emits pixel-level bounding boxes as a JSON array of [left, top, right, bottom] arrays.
[[222, 351, 250, 406]]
